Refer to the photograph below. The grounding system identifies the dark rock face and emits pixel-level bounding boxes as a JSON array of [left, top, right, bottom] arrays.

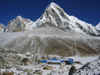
[[68, 66, 76, 75], [22, 58, 29, 66]]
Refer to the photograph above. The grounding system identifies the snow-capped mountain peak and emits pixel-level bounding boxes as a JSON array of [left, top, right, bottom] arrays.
[[4, 16, 34, 32], [96, 22, 100, 30], [50, 2, 57, 5], [46, 2, 61, 9], [29, 2, 70, 28], [16, 15, 23, 21], [29, 2, 99, 36], [3, 2, 100, 35], [17, 15, 22, 18]]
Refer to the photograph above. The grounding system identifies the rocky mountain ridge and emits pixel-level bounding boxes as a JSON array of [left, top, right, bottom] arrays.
[[0, 23, 5, 33], [4, 16, 34, 32], [29, 2, 100, 36], [2, 2, 100, 36]]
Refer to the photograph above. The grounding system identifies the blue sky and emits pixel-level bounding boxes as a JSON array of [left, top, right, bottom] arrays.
[[0, 0, 100, 26]]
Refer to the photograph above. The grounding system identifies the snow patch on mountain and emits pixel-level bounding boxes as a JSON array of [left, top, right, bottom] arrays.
[[96, 22, 100, 30], [0, 23, 5, 33]]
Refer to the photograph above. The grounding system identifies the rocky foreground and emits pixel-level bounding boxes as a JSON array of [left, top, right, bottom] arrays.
[[0, 51, 100, 75], [74, 56, 100, 75]]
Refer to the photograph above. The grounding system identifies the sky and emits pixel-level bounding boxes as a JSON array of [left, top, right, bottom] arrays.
[[0, 0, 100, 26]]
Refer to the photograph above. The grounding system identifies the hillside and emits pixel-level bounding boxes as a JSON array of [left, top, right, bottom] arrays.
[[0, 23, 100, 56]]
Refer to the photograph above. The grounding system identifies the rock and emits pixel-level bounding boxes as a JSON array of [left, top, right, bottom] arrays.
[[0, 56, 7, 69], [22, 58, 29, 66], [43, 66, 53, 70], [34, 70, 43, 74], [27, 71, 33, 75], [68, 66, 76, 75], [23, 68, 29, 72], [15, 66, 23, 71], [74, 56, 100, 75], [29, 69, 33, 72]]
